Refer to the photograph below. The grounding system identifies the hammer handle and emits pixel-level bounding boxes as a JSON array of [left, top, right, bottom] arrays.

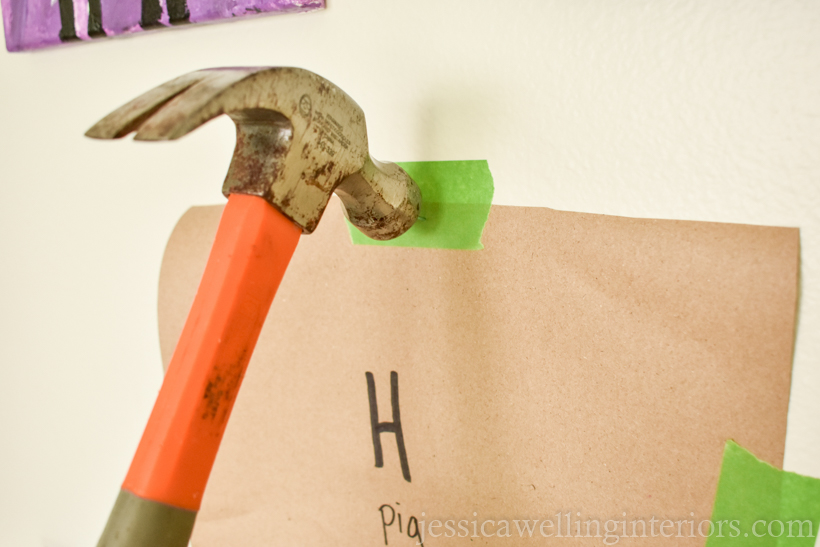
[[99, 194, 300, 546]]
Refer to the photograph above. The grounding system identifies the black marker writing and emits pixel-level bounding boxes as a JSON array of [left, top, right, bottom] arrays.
[[379, 503, 424, 546], [366, 371, 411, 482]]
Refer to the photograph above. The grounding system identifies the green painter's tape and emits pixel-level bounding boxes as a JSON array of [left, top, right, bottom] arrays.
[[706, 441, 820, 546], [346, 160, 494, 250]]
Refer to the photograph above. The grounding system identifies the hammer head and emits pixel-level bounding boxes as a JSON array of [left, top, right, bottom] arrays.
[[86, 67, 420, 239]]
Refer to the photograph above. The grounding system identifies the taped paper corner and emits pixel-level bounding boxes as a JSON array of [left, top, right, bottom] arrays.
[[707, 441, 820, 546], [346, 160, 494, 250]]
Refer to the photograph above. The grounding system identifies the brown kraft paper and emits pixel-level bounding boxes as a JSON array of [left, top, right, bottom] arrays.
[[157, 200, 799, 546]]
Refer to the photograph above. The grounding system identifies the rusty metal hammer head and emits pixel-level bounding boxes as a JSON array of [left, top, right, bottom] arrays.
[[86, 67, 420, 240]]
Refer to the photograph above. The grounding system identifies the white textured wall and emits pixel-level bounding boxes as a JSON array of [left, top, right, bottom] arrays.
[[1, 1, 818, 545]]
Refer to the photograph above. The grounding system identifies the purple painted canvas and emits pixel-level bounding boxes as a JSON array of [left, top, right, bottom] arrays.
[[2, 0, 324, 51]]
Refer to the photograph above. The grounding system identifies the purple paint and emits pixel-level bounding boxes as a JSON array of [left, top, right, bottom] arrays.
[[4, 0, 62, 51], [99, 0, 140, 34], [2, 0, 324, 51]]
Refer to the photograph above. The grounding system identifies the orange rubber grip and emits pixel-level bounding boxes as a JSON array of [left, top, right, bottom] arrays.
[[122, 193, 301, 511]]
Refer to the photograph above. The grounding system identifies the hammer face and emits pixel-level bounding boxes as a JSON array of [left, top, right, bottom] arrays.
[[336, 158, 422, 240], [86, 67, 420, 239]]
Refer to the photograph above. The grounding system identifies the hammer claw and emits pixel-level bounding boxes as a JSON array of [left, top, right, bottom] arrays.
[[133, 69, 259, 141], [84, 71, 207, 139]]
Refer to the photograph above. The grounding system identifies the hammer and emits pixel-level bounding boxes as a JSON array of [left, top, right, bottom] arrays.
[[86, 67, 420, 547]]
